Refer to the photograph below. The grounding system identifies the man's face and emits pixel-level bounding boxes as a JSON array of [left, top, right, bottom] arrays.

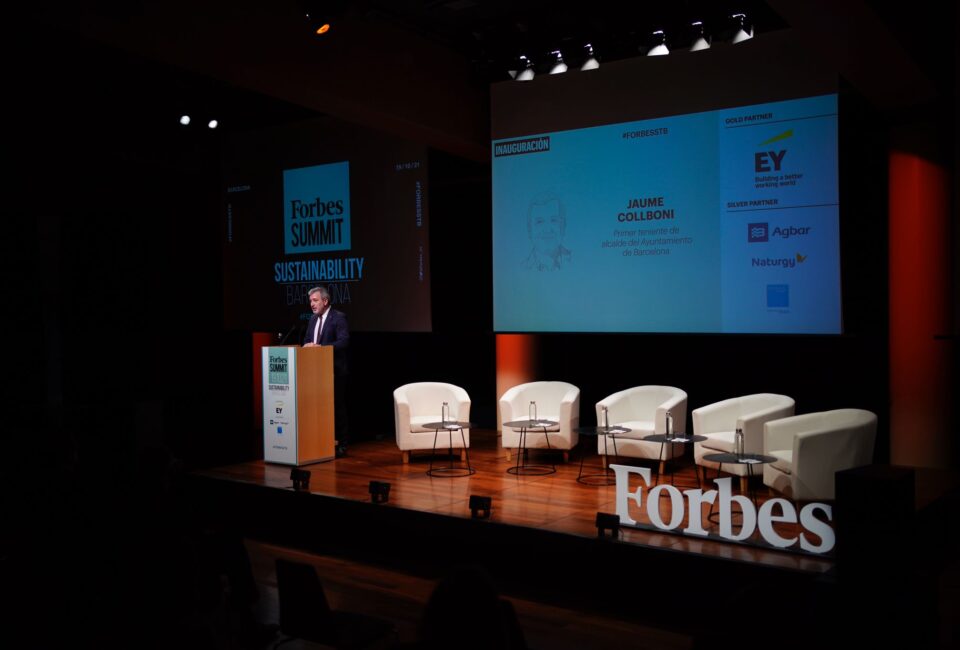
[[529, 200, 564, 252], [309, 292, 328, 315]]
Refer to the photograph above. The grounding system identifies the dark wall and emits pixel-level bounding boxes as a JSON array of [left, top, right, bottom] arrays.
[[5, 27, 501, 471], [6, 30, 255, 471], [7, 26, 905, 474], [344, 150, 496, 438]]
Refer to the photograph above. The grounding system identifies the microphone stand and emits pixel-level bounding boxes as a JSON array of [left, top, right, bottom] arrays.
[[278, 322, 299, 345]]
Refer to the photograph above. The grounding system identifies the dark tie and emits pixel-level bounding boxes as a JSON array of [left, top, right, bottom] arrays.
[[317, 314, 326, 344]]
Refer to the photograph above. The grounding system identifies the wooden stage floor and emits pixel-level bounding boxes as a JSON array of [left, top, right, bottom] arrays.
[[196, 429, 834, 576]]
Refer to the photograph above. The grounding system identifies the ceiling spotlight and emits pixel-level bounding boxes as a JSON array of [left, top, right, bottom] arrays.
[[690, 21, 711, 51], [179, 115, 191, 126], [304, 8, 332, 36], [647, 30, 669, 56], [731, 13, 754, 44], [548, 50, 567, 75], [580, 43, 599, 71], [516, 55, 535, 81], [303, 0, 349, 37], [207, 119, 218, 129]]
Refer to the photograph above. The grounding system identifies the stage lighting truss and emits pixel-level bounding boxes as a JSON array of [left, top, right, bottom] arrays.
[[508, 11, 759, 81]]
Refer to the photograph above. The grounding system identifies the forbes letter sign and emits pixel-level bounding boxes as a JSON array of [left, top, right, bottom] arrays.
[[611, 464, 835, 554]]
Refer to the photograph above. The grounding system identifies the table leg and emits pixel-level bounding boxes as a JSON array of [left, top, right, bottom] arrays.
[[429, 429, 438, 475], [460, 429, 472, 473], [427, 427, 475, 477], [577, 443, 587, 481], [707, 463, 721, 523], [516, 428, 525, 472], [447, 430, 454, 471], [508, 426, 556, 476], [654, 441, 665, 486], [543, 427, 556, 471]]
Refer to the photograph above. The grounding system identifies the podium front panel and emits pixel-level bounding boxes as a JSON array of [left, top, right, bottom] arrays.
[[263, 346, 299, 465]]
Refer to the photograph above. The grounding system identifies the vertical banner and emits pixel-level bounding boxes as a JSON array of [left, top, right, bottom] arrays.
[[263, 346, 298, 464]]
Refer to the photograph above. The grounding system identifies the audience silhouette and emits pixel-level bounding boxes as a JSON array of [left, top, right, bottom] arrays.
[[414, 565, 527, 650]]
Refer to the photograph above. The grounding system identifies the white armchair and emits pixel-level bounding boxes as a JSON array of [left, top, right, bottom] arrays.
[[499, 381, 579, 462], [594, 386, 688, 471], [394, 382, 471, 464], [763, 409, 877, 500], [693, 393, 795, 492]]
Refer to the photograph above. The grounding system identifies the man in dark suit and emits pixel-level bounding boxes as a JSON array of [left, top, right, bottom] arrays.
[[303, 285, 350, 457]]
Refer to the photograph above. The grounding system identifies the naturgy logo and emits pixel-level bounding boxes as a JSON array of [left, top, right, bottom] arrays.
[[283, 161, 351, 254], [752, 253, 807, 268], [755, 129, 793, 172]]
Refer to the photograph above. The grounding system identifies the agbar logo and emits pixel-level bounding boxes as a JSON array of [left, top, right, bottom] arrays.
[[748, 222, 768, 242]]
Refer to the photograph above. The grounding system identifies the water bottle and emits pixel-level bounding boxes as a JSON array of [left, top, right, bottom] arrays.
[[666, 411, 673, 439], [442, 401, 450, 425], [529, 401, 537, 424], [734, 427, 744, 459]]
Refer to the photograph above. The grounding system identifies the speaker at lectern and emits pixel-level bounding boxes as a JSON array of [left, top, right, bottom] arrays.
[[262, 345, 335, 465]]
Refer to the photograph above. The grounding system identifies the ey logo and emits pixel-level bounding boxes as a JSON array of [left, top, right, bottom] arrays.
[[755, 129, 793, 173]]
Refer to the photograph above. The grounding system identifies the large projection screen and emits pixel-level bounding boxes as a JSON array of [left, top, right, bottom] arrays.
[[222, 117, 431, 333], [491, 33, 841, 335]]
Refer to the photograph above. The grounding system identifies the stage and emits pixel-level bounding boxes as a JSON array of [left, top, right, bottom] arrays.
[[188, 430, 841, 636], [195, 430, 833, 573]]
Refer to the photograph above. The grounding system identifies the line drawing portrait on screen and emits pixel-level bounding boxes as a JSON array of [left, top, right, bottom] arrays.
[[522, 192, 571, 271]]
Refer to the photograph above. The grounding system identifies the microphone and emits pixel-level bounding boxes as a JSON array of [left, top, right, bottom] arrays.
[[278, 316, 308, 344]]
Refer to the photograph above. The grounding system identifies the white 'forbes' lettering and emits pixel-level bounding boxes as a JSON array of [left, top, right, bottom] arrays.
[[611, 464, 835, 554]]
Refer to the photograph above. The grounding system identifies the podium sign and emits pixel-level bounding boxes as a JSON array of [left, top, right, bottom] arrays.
[[262, 345, 334, 465], [263, 346, 299, 464]]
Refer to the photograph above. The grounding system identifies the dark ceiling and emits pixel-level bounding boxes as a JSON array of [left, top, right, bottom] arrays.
[[22, 0, 957, 90], [15, 1, 957, 157], [327, 0, 789, 82]]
